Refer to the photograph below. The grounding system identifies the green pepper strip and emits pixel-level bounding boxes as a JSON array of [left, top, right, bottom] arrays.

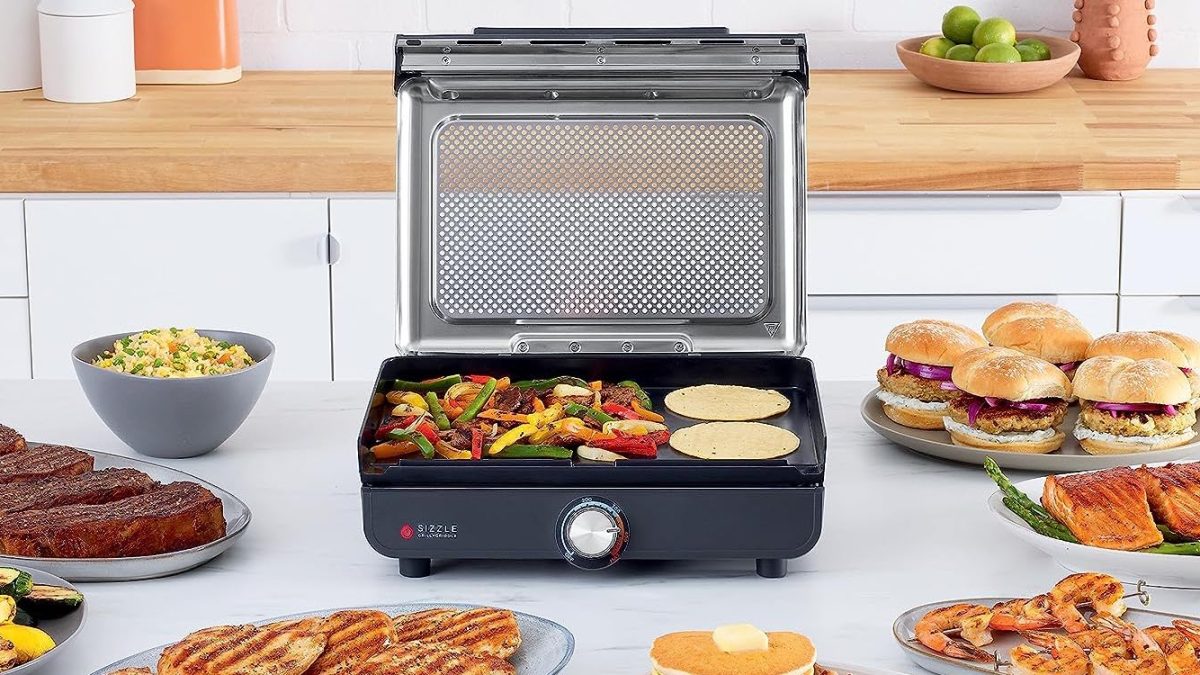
[[563, 402, 615, 425], [492, 444, 574, 459], [617, 380, 653, 410], [453, 377, 497, 425], [426, 392, 451, 431], [386, 429, 436, 459], [510, 375, 590, 391], [381, 375, 462, 393]]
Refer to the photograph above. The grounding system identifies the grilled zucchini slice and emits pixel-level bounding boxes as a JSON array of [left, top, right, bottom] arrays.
[[0, 596, 14, 624], [18, 585, 83, 620], [0, 569, 32, 599]]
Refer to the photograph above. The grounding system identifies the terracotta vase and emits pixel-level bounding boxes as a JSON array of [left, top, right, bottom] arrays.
[[1071, 0, 1158, 81], [132, 0, 241, 84]]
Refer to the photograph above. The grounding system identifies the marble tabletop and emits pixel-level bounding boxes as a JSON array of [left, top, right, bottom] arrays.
[[2, 379, 1196, 675]]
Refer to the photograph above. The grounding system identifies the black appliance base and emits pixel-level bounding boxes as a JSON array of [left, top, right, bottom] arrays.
[[364, 485, 824, 578]]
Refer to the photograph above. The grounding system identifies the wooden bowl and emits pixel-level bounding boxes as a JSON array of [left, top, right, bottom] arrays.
[[896, 33, 1081, 94]]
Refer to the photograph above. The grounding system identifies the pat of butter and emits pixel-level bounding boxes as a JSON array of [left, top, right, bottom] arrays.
[[713, 624, 769, 653]]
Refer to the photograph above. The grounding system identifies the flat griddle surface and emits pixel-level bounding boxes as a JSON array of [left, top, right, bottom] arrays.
[[358, 354, 825, 488]]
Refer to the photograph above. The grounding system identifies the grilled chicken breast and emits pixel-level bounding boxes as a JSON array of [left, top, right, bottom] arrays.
[[109, 669, 153, 675], [306, 610, 397, 675], [1043, 467, 1164, 550], [1137, 463, 1200, 539], [158, 622, 326, 675], [353, 642, 516, 675], [390, 608, 521, 660]]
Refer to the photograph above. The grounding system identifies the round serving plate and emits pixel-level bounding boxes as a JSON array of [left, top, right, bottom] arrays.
[[861, 388, 1200, 472], [0, 446, 252, 582], [5, 569, 88, 675], [989, 464, 1200, 589], [821, 660, 911, 675], [92, 602, 575, 675], [894, 597, 1197, 675]]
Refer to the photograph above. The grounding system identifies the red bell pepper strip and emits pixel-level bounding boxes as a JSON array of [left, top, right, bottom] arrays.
[[415, 421, 440, 445], [589, 435, 658, 457], [465, 374, 494, 385], [375, 415, 418, 440], [471, 427, 483, 461], [601, 402, 641, 420]]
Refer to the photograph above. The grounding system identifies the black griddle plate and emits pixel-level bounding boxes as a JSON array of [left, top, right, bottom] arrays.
[[358, 354, 826, 488]]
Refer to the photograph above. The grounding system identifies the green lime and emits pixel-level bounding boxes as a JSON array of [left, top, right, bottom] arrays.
[[920, 37, 957, 58], [942, 5, 981, 45], [945, 44, 980, 61], [975, 42, 1022, 63], [972, 17, 1017, 48], [1016, 38, 1052, 61]]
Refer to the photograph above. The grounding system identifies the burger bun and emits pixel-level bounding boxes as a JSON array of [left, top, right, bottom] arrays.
[[1072, 356, 1191, 405], [885, 319, 987, 367], [951, 346, 1072, 402]]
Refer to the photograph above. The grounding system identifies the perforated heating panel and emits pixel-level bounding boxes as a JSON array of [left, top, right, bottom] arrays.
[[433, 119, 771, 321]]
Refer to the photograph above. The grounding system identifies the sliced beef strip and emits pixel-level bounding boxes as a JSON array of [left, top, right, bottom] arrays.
[[493, 387, 538, 414], [600, 386, 637, 408]]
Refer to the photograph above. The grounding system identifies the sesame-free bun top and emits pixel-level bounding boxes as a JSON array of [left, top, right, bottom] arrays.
[[1086, 332, 1195, 368], [1072, 356, 1192, 405], [982, 302, 1092, 364], [885, 320, 987, 367], [950, 346, 1072, 401]]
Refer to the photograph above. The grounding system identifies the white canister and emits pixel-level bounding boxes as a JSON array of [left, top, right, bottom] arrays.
[[0, 0, 42, 92], [38, 0, 136, 103]]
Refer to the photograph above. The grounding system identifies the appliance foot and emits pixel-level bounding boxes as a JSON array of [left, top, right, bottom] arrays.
[[398, 558, 432, 578], [756, 558, 787, 578]]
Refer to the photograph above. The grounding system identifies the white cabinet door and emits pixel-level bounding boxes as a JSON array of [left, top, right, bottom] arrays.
[[1121, 192, 1200, 295], [1119, 297, 1200, 334], [807, 193, 1122, 295], [0, 201, 26, 297], [330, 198, 397, 381], [0, 300, 31, 379], [26, 199, 332, 380], [806, 294, 1118, 381]]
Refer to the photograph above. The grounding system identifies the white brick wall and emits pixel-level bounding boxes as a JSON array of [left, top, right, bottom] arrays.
[[238, 0, 1200, 70]]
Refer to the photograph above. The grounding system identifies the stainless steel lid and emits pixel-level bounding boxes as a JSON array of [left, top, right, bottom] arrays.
[[394, 29, 808, 356]]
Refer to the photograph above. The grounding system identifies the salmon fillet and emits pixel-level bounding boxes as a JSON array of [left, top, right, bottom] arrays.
[[0, 445, 94, 484], [1137, 463, 1200, 540], [1043, 467, 1164, 550]]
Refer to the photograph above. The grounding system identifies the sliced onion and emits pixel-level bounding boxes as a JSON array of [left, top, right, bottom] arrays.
[[1058, 361, 1082, 373], [1094, 402, 1180, 416], [1182, 368, 1193, 375], [886, 353, 899, 376], [984, 397, 1002, 407], [967, 399, 983, 426], [939, 381, 959, 391], [898, 359, 954, 381], [1012, 401, 1054, 412], [1165, 405, 1179, 417]]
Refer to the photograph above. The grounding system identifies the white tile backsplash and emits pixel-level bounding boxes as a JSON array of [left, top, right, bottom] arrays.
[[236, 0, 1200, 69]]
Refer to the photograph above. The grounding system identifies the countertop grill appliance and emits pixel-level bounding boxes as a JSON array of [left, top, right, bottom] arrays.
[[360, 27, 823, 578]]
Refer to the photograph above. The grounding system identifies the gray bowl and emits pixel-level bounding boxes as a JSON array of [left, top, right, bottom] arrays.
[[72, 330, 274, 459]]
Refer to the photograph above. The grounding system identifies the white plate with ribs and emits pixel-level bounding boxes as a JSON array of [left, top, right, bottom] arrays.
[[988, 462, 1200, 588]]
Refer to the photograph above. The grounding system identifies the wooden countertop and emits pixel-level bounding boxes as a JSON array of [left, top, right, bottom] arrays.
[[1, 69, 1197, 193]]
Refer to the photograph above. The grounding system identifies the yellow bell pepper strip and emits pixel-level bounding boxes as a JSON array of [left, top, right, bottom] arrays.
[[495, 376, 511, 391], [588, 380, 603, 391], [529, 416, 598, 444], [492, 444, 573, 459], [400, 393, 429, 411], [477, 410, 531, 424], [529, 404, 564, 427], [487, 423, 539, 455], [453, 377, 497, 425], [564, 402, 615, 425], [425, 392, 451, 430], [435, 440, 472, 460], [371, 441, 420, 460], [630, 400, 664, 422]]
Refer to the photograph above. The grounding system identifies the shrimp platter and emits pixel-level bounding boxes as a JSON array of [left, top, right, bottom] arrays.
[[894, 572, 1200, 675]]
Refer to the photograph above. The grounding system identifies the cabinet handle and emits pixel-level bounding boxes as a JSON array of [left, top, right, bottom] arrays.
[[320, 233, 342, 265], [809, 193, 1063, 213]]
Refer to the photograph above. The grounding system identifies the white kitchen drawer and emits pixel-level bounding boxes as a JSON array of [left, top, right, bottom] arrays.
[[807, 193, 1121, 295], [25, 199, 333, 380], [0, 201, 27, 297], [806, 294, 1118, 381], [1121, 192, 1200, 294], [1119, 296, 1200, 335], [330, 198, 397, 381], [0, 299, 31, 379]]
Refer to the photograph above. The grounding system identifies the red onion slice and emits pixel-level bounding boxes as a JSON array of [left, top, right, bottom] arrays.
[[1094, 402, 1181, 416], [967, 399, 983, 426], [896, 358, 953, 381], [886, 353, 899, 376], [939, 381, 959, 391], [1058, 361, 1082, 373], [984, 397, 1002, 407], [1182, 368, 1193, 375], [1012, 401, 1054, 412], [1165, 405, 1178, 417]]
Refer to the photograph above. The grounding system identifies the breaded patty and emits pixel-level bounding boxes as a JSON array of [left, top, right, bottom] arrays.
[[947, 397, 1068, 434], [876, 369, 957, 403], [1079, 401, 1197, 436]]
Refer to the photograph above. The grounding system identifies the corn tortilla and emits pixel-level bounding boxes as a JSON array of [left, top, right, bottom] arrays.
[[670, 422, 800, 460], [664, 384, 791, 421]]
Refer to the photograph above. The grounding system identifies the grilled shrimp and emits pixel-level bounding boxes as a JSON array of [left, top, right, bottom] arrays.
[[992, 596, 1062, 632], [1145, 626, 1200, 675], [1050, 573, 1129, 633], [915, 603, 995, 663], [1176, 621, 1200, 649], [1089, 617, 1170, 675], [1010, 631, 1090, 675]]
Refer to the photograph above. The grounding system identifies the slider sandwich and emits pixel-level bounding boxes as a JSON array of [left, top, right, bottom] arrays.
[[982, 302, 1093, 379], [1072, 356, 1197, 454], [876, 320, 988, 430]]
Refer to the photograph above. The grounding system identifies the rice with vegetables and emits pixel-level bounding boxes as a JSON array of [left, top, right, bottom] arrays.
[[93, 328, 255, 378]]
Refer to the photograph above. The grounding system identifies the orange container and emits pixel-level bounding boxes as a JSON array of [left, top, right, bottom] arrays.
[[132, 0, 240, 84]]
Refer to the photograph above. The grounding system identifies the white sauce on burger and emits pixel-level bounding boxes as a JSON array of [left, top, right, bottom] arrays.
[[943, 417, 1058, 444], [1073, 422, 1198, 446], [875, 390, 949, 411]]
